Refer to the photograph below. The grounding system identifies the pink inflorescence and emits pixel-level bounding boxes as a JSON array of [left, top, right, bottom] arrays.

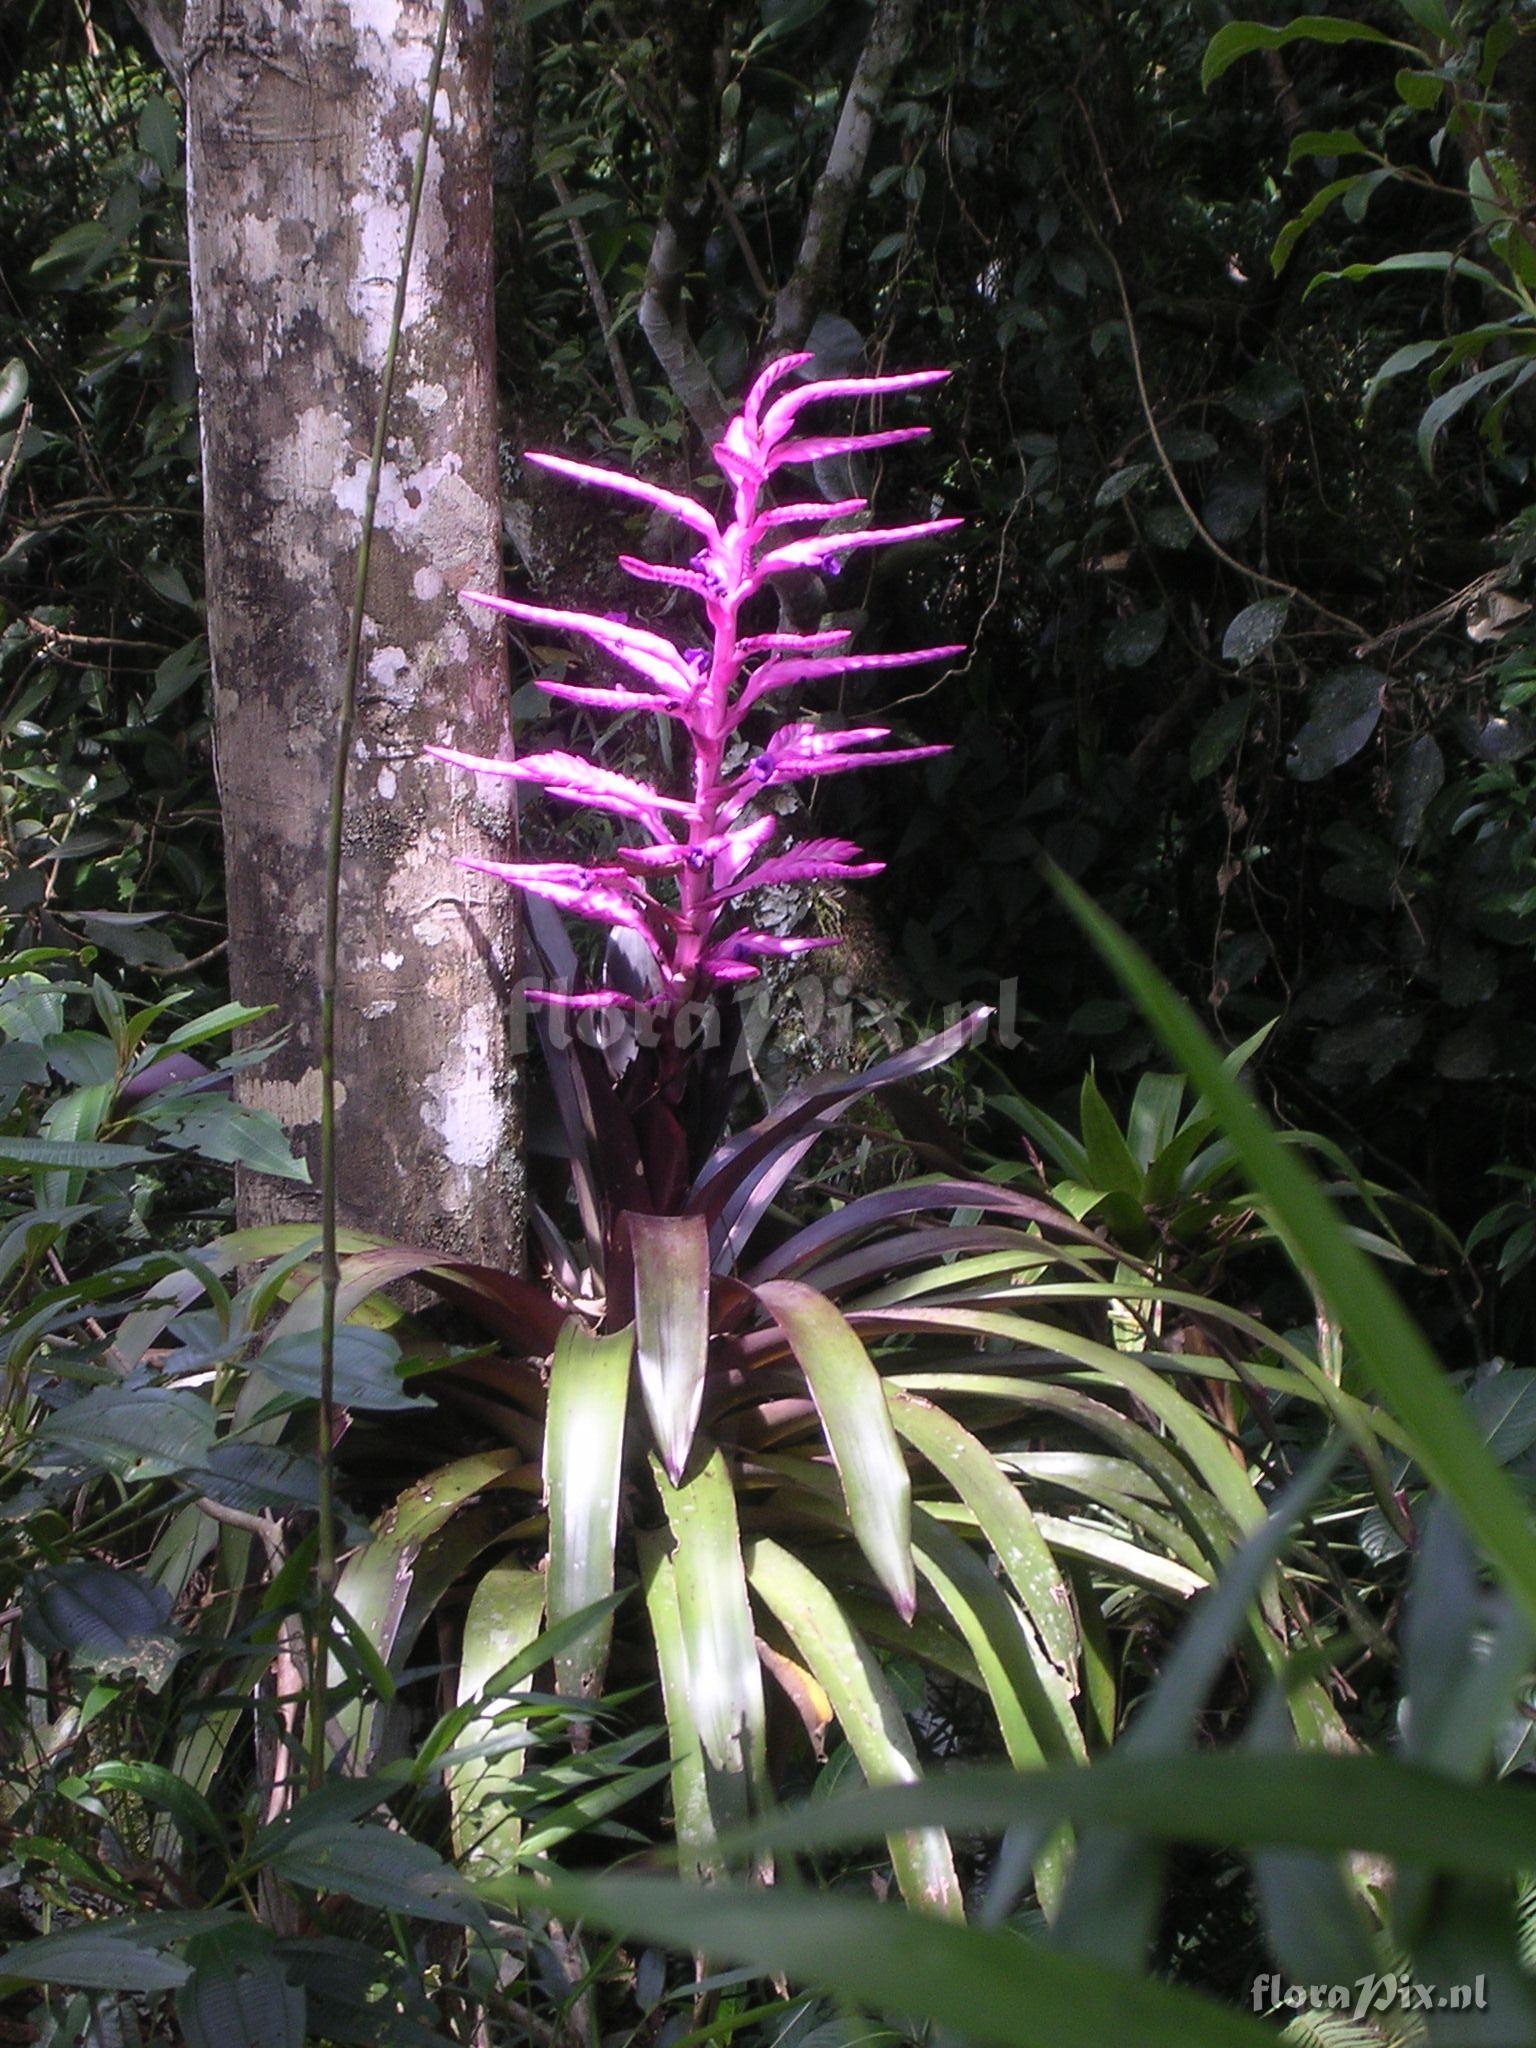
[[427, 355, 963, 1013]]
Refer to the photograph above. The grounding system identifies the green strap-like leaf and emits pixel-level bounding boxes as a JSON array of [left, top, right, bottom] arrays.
[[653, 1441, 770, 1803], [629, 1211, 710, 1483], [744, 1536, 961, 1919], [545, 1317, 633, 1703], [728, 1752, 1536, 1885], [331, 1447, 535, 1769], [755, 1280, 916, 1619], [479, 1867, 1275, 2048], [889, 1385, 1078, 1683], [451, 1565, 545, 1873], [909, 1510, 1078, 1914], [639, 1533, 720, 1882]]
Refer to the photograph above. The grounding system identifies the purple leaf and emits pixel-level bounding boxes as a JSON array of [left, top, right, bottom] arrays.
[[628, 1212, 711, 1484]]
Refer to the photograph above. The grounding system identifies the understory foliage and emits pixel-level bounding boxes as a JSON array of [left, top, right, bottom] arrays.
[[3, 3, 1536, 2047]]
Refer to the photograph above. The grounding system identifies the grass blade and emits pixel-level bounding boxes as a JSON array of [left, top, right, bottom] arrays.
[[1048, 865, 1536, 1630]]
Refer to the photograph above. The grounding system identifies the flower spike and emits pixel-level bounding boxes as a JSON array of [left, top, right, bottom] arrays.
[[427, 367, 960, 1010]]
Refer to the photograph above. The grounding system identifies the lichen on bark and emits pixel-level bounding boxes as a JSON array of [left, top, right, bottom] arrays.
[[185, 0, 524, 1263]]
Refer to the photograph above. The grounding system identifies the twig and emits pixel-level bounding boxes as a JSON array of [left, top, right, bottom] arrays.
[[46, 1248, 130, 1371], [546, 168, 640, 419], [0, 398, 31, 527], [769, 0, 918, 349], [21, 612, 156, 652], [1078, 195, 1374, 645], [1351, 568, 1504, 658], [144, 936, 229, 977], [638, 217, 727, 437]]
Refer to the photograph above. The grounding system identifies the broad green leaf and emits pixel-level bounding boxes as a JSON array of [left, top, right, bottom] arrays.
[[22, 1561, 182, 1685], [89, 1759, 224, 1851], [1221, 597, 1288, 668], [1093, 462, 1151, 507], [0, 1929, 190, 1994], [630, 1211, 710, 1483], [1204, 16, 1405, 92], [1286, 669, 1384, 781], [744, 1536, 962, 1918], [178, 1929, 306, 2048], [1417, 356, 1536, 471], [755, 1280, 915, 1617], [1102, 608, 1167, 669], [1047, 869, 1536, 1633], [270, 1823, 487, 1929], [1286, 129, 1375, 167], [545, 1317, 632, 1702], [161, 1001, 271, 1051], [1127, 1071, 1185, 1169], [450, 1565, 544, 1872], [481, 1867, 1274, 2048], [155, 1100, 311, 1181], [1306, 249, 1510, 300], [190, 1440, 321, 1517], [1077, 1072, 1143, 1197], [1189, 694, 1252, 780], [0, 355, 27, 424], [1269, 175, 1368, 275], [256, 1325, 430, 1412], [37, 1384, 216, 1480], [0, 1134, 160, 1170], [1396, 64, 1444, 107], [1391, 733, 1445, 847]]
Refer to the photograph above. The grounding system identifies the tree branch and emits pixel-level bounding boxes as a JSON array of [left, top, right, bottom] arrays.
[[639, 216, 726, 437], [769, 0, 917, 350], [120, 0, 184, 84], [547, 167, 640, 420]]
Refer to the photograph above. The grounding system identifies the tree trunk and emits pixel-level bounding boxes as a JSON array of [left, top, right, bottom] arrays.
[[184, 0, 523, 1264]]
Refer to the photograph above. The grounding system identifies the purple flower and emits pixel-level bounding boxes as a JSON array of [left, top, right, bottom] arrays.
[[427, 365, 962, 1011]]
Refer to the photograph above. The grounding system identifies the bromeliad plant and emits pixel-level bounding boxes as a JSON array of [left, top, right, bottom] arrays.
[[396, 359, 1384, 1896], [3, 365, 1403, 1984]]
